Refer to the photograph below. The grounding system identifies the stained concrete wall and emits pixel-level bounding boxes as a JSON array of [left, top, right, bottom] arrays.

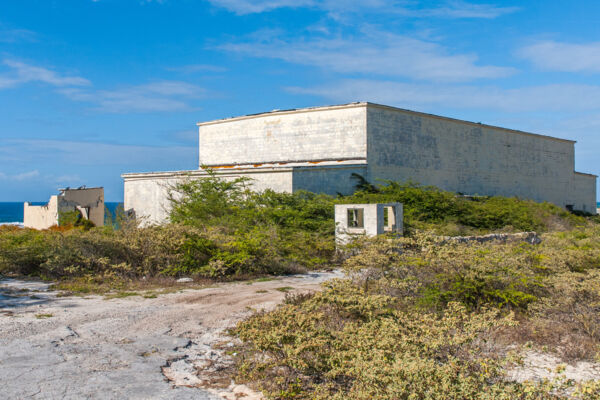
[[291, 164, 367, 195], [365, 104, 596, 212], [197, 104, 367, 166], [570, 173, 597, 213], [59, 188, 105, 227]]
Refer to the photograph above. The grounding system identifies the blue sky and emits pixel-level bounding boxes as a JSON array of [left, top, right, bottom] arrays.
[[1, 0, 599, 201]]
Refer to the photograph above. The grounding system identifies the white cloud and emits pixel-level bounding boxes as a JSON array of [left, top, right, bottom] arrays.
[[417, 1, 518, 19], [208, 0, 310, 14], [288, 79, 600, 112], [221, 31, 515, 82], [0, 59, 90, 89], [0, 25, 36, 43], [208, 0, 517, 18], [518, 40, 600, 73], [0, 170, 40, 181], [59, 81, 204, 113], [167, 64, 227, 73]]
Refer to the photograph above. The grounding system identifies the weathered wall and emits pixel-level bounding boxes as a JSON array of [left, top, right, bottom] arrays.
[[198, 105, 367, 166], [59, 188, 104, 227], [570, 173, 597, 213], [123, 169, 294, 225], [24, 188, 104, 229], [24, 196, 59, 229], [292, 164, 367, 195], [366, 105, 596, 212]]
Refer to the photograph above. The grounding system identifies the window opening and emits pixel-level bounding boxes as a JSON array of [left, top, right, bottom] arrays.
[[347, 208, 364, 228], [384, 206, 396, 232]]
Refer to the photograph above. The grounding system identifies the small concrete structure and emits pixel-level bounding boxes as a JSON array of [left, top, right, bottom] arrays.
[[24, 187, 104, 230], [334, 203, 403, 245]]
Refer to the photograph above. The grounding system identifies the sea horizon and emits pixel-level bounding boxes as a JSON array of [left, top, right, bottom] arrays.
[[0, 202, 123, 224]]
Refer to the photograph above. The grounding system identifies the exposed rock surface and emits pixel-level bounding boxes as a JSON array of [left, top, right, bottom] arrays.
[[441, 231, 542, 245], [0, 271, 342, 399]]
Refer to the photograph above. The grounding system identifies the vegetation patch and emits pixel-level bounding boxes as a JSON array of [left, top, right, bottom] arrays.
[[232, 226, 600, 399]]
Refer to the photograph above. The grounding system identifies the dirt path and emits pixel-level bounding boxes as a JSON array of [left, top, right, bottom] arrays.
[[0, 271, 342, 399]]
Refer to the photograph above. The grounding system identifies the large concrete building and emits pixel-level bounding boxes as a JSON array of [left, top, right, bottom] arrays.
[[123, 102, 597, 224]]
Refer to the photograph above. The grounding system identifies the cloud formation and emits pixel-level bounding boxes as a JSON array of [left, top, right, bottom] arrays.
[[288, 79, 600, 112], [518, 40, 600, 73], [0, 25, 36, 43], [59, 81, 204, 113], [0, 170, 40, 181], [0, 59, 90, 89], [167, 64, 227, 73], [208, 0, 518, 18], [221, 31, 515, 82]]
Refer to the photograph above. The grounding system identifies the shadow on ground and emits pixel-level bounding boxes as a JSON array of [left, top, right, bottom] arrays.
[[0, 278, 55, 309]]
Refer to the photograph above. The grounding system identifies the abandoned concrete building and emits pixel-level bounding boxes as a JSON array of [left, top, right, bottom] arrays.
[[122, 102, 597, 224], [24, 187, 105, 230]]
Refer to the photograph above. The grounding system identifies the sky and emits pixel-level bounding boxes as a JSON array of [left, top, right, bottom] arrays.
[[1, 0, 599, 201]]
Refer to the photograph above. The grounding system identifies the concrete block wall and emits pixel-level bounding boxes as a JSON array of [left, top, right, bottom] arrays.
[[570, 172, 597, 213], [198, 104, 367, 166], [292, 164, 367, 195], [365, 104, 595, 212]]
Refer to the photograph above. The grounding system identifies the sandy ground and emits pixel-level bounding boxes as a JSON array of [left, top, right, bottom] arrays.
[[0, 271, 342, 400]]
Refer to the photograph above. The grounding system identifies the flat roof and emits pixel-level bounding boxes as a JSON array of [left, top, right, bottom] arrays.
[[197, 102, 576, 144]]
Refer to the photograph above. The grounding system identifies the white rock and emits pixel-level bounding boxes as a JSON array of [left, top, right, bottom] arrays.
[[176, 278, 193, 283]]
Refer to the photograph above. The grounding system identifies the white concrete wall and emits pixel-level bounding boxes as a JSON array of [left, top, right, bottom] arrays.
[[24, 196, 59, 229], [366, 105, 596, 212], [123, 169, 294, 225], [198, 105, 367, 166]]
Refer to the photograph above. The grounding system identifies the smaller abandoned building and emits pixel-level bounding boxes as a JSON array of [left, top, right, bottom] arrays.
[[334, 203, 403, 245], [24, 187, 104, 230]]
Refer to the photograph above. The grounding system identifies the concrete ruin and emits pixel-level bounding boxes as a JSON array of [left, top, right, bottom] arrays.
[[122, 102, 597, 224], [24, 187, 104, 230], [334, 203, 403, 245]]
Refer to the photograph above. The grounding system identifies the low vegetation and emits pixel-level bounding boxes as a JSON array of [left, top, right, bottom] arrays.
[[1, 172, 599, 397], [0, 173, 585, 286], [232, 226, 600, 399], [343, 177, 587, 235]]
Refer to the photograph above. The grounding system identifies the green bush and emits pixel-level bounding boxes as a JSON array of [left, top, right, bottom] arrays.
[[343, 179, 584, 234]]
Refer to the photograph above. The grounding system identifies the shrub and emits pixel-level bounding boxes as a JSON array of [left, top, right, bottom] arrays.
[[342, 179, 585, 234], [232, 226, 600, 398]]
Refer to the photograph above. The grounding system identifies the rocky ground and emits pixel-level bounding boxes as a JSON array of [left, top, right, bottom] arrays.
[[0, 271, 342, 400]]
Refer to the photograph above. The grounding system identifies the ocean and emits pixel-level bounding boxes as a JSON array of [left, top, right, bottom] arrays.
[[0, 202, 123, 224]]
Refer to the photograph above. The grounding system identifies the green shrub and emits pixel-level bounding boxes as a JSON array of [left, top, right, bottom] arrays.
[[342, 179, 584, 234]]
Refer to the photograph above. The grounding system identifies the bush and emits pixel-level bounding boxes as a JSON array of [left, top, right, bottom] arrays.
[[232, 226, 600, 398], [342, 179, 584, 234]]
